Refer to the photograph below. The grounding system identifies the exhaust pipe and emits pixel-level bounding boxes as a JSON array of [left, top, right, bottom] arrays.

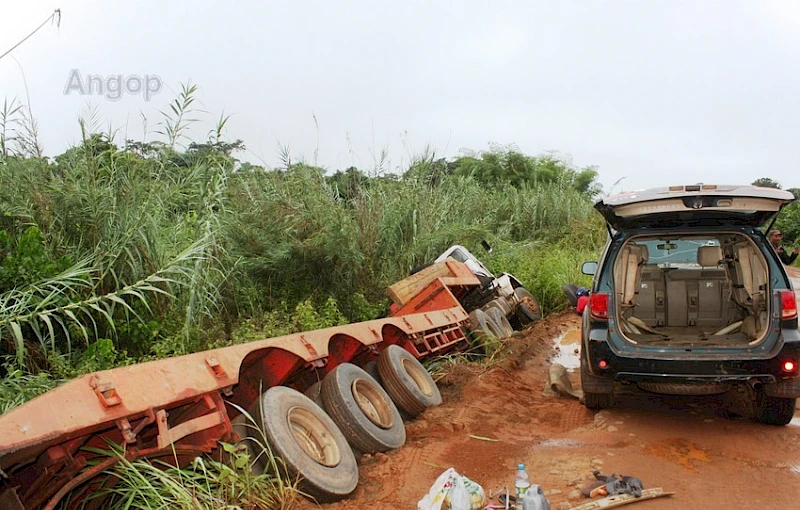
[[747, 378, 763, 392]]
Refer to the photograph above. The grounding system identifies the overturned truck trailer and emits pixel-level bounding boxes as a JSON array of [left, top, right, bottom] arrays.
[[0, 260, 485, 509]]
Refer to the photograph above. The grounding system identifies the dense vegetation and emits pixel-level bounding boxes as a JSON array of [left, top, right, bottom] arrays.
[[0, 88, 604, 414]]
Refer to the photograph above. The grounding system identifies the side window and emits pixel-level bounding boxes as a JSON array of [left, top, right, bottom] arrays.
[[450, 249, 469, 263]]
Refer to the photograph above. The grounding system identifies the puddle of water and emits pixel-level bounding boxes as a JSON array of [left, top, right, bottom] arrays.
[[551, 328, 581, 370]]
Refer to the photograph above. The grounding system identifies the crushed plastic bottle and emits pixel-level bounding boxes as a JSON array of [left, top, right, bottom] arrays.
[[521, 484, 550, 510], [514, 464, 530, 500]]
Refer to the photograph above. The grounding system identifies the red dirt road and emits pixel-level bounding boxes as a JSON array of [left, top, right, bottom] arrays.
[[310, 312, 800, 510]]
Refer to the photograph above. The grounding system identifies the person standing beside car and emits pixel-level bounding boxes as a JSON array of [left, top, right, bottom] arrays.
[[768, 230, 799, 265]]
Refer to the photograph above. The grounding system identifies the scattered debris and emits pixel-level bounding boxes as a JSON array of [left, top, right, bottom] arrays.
[[570, 488, 674, 509], [417, 468, 487, 510], [542, 363, 583, 399], [469, 434, 500, 442]]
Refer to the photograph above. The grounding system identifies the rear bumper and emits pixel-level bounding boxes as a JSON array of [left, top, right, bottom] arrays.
[[584, 337, 800, 394]]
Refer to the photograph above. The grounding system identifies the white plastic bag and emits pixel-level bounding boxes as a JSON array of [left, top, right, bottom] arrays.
[[418, 468, 457, 510], [418, 468, 487, 510], [448, 474, 471, 510]]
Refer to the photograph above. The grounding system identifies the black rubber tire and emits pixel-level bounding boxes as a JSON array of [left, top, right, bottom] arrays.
[[754, 394, 796, 426], [562, 284, 579, 307], [320, 363, 406, 453], [377, 345, 443, 417], [222, 414, 265, 475], [252, 386, 358, 502], [487, 306, 514, 337], [469, 309, 505, 340], [580, 360, 615, 410], [363, 360, 382, 384], [304, 380, 324, 407], [515, 288, 542, 325]]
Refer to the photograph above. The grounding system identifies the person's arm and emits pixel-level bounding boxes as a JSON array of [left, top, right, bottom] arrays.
[[777, 247, 792, 264], [788, 248, 799, 265]]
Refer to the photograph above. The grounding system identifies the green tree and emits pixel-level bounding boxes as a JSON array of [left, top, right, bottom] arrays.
[[752, 177, 782, 189]]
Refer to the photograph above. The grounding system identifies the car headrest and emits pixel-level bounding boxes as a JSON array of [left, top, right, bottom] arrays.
[[697, 245, 723, 267], [628, 243, 648, 264]]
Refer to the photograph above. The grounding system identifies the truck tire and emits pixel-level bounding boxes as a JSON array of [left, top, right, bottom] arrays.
[[469, 309, 505, 341], [221, 414, 265, 475], [487, 306, 514, 337], [377, 345, 442, 417], [363, 360, 382, 384], [304, 381, 324, 407], [515, 288, 542, 325], [754, 394, 796, 426], [252, 386, 358, 502], [320, 363, 406, 454]]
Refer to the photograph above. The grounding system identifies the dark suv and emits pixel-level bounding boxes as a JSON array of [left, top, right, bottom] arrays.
[[580, 184, 800, 425]]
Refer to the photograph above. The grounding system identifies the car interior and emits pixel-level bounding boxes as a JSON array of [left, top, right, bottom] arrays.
[[614, 233, 770, 347]]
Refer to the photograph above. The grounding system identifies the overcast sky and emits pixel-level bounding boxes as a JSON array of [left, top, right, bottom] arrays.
[[2, 1, 800, 192]]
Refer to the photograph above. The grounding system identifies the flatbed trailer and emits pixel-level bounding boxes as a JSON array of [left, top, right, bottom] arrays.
[[0, 260, 481, 509]]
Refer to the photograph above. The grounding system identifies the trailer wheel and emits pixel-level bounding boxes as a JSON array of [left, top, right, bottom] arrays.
[[320, 363, 406, 453], [515, 288, 542, 325], [304, 380, 324, 407], [377, 345, 442, 417], [363, 360, 382, 384], [222, 414, 266, 475], [487, 306, 514, 337], [468, 309, 504, 341], [253, 386, 358, 502]]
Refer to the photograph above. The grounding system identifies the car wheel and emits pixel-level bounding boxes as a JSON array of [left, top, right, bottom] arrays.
[[377, 345, 442, 417], [252, 386, 358, 502], [754, 394, 796, 426], [515, 288, 542, 325], [320, 363, 406, 454], [487, 306, 514, 337], [580, 359, 614, 410]]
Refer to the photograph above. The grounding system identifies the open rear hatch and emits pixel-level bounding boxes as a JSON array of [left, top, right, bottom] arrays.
[[597, 184, 795, 230]]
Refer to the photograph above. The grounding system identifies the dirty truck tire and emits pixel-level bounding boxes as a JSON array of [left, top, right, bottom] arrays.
[[321, 363, 406, 454], [754, 395, 796, 426], [515, 288, 542, 325], [363, 360, 382, 384], [304, 381, 325, 408], [253, 386, 358, 502], [487, 306, 514, 337], [377, 345, 443, 417], [222, 414, 265, 475], [468, 309, 501, 341], [562, 284, 579, 307]]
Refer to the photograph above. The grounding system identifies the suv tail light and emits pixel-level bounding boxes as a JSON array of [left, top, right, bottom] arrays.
[[780, 290, 797, 320], [590, 292, 609, 320]]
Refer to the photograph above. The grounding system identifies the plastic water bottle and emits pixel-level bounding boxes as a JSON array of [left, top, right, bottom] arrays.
[[521, 484, 551, 510], [515, 463, 530, 500]]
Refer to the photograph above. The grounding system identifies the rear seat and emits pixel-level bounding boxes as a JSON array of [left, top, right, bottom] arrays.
[[614, 243, 648, 314], [638, 262, 665, 327], [664, 245, 730, 328]]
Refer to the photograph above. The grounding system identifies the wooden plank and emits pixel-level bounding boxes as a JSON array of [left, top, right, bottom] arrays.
[[571, 488, 674, 510], [388, 259, 459, 306]]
